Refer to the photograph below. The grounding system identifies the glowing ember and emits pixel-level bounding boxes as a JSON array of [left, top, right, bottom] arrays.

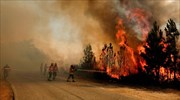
[[137, 45, 145, 54]]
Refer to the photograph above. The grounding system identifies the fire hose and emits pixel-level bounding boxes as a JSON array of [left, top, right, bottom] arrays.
[[76, 69, 106, 73]]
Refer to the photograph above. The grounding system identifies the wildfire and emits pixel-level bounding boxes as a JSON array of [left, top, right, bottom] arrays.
[[116, 19, 126, 46], [97, 18, 138, 79], [137, 31, 180, 82], [106, 67, 120, 79], [139, 59, 146, 71], [93, 8, 180, 82], [137, 45, 145, 54], [159, 67, 180, 81], [137, 45, 147, 71]]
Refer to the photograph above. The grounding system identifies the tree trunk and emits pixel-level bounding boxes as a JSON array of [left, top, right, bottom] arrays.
[[156, 67, 160, 82], [166, 68, 169, 82], [174, 67, 176, 81]]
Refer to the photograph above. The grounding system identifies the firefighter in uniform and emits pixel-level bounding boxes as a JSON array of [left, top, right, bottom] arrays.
[[48, 63, 54, 81], [67, 65, 76, 82], [53, 63, 58, 80], [3, 64, 11, 80]]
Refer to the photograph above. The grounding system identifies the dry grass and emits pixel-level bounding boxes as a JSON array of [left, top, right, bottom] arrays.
[[0, 79, 14, 100]]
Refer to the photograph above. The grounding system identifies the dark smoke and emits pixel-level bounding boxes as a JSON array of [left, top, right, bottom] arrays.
[[0, 0, 179, 71]]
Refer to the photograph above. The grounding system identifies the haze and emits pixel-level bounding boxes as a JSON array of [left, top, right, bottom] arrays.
[[0, 0, 179, 72]]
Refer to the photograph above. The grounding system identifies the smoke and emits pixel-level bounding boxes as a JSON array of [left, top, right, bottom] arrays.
[[0, 0, 109, 71], [0, 0, 179, 71], [85, 0, 180, 49]]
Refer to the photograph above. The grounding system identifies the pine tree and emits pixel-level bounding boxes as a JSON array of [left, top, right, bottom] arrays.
[[164, 19, 180, 81], [140, 22, 166, 81], [81, 44, 95, 69]]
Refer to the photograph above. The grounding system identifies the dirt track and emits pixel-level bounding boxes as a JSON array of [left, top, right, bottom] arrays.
[[9, 71, 180, 100]]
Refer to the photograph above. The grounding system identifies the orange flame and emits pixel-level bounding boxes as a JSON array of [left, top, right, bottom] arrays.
[[116, 19, 126, 46], [94, 8, 180, 81], [137, 45, 145, 54], [107, 67, 120, 79], [103, 18, 138, 79], [116, 18, 137, 66]]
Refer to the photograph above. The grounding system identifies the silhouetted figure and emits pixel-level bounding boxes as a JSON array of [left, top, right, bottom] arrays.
[[3, 64, 10, 80], [48, 63, 54, 81], [53, 63, 58, 80], [67, 65, 76, 82]]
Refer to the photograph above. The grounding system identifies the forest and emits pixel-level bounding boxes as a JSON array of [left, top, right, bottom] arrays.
[[79, 19, 180, 89]]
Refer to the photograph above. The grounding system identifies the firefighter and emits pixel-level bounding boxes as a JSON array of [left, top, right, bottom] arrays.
[[67, 65, 76, 82], [48, 63, 54, 81], [3, 64, 11, 80], [53, 63, 58, 80]]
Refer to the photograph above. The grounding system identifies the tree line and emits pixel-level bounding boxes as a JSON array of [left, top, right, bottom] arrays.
[[140, 19, 180, 82], [79, 19, 180, 84]]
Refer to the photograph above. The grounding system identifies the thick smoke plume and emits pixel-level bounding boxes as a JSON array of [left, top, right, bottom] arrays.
[[0, 0, 179, 71]]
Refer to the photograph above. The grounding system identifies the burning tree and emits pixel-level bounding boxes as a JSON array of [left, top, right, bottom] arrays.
[[80, 44, 95, 69], [164, 19, 180, 81], [78, 18, 179, 85], [96, 19, 138, 79], [140, 22, 167, 81], [140, 19, 180, 82]]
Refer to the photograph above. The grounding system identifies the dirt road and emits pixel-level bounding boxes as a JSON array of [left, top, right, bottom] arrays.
[[9, 71, 180, 100]]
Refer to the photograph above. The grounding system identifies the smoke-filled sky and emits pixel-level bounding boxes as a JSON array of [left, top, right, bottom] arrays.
[[0, 0, 179, 71]]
